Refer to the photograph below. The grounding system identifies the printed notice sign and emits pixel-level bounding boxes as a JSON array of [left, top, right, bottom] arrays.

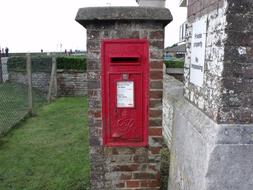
[[190, 16, 207, 87], [117, 81, 134, 108]]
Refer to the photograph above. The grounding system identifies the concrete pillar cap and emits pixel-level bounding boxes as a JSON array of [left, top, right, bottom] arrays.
[[76, 6, 173, 27]]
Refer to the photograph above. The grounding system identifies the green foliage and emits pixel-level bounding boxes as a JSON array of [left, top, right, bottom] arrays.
[[7, 56, 26, 71], [8, 56, 52, 72], [164, 60, 184, 68], [31, 56, 52, 72], [160, 146, 170, 190], [8, 55, 87, 72], [56, 56, 87, 71], [0, 97, 90, 190]]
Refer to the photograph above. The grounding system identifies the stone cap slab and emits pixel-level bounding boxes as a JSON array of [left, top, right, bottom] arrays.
[[76, 6, 173, 27]]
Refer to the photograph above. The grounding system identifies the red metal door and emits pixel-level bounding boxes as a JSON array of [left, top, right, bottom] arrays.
[[102, 39, 149, 147]]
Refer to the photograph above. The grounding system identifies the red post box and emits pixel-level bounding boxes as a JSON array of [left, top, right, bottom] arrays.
[[102, 39, 149, 147]]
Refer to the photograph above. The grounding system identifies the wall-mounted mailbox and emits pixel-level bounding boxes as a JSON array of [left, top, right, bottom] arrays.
[[102, 39, 149, 147]]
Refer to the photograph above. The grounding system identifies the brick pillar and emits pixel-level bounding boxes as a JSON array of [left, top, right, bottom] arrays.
[[76, 7, 172, 190], [185, 0, 253, 124], [168, 0, 253, 190]]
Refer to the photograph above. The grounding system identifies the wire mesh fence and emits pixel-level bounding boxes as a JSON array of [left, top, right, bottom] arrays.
[[0, 53, 86, 136], [0, 54, 51, 136]]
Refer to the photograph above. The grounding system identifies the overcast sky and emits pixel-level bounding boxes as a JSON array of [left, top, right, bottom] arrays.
[[0, 0, 186, 53]]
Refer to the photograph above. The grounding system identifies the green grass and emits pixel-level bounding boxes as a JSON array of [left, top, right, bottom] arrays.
[[0, 83, 46, 135], [160, 146, 170, 190], [164, 60, 184, 68], [0, 97, 90, 190]]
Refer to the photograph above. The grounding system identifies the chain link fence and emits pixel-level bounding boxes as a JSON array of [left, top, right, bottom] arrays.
[[0, 53, 87, 136], [0, 54, 51, 136]]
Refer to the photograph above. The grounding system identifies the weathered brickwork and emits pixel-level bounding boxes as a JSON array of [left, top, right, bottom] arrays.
[[57, 71, 87, 96], [9, 71, 50, 93], [184, 0, 253, 124], [9, 71, 87, 96], [184, 1, 227, 122], [187, 0, 225, 21], [220, 0, 253, 124], [76, 7, 172, 190], [85, 21, 165, 190]]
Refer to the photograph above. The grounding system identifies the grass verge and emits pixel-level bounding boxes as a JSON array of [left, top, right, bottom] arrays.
[[0, 97, 90, 190], [164, 60, 184, 68]]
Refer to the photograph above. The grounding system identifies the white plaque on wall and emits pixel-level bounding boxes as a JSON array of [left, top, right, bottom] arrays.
[[117, 81, 134, 108], [190, 16, 207, 87]]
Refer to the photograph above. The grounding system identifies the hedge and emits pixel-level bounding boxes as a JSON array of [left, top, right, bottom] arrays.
[[7, 55, 87, 72], [56, 56, 86, 71], [8, 56, 52, 72], [164, 60, 184, 68]]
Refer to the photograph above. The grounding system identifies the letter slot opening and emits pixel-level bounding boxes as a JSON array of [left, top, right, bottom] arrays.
[[111, 57, 139, 63]]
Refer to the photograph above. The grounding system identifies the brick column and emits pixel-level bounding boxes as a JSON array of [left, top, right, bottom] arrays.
[[168, 1, 253, 190], [76, 7, 172, 190], [185, 0, 253, 124]]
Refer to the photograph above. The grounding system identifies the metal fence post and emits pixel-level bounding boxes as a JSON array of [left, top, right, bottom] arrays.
[[53, 57, 57, 97], [26, 53, 33, 115], [47, 56, 57, 102], [0, 55, 3, 83]]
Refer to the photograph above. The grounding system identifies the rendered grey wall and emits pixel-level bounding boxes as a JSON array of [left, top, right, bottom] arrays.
[[162, 75, 183, 149], [164, 75, 253, 190]]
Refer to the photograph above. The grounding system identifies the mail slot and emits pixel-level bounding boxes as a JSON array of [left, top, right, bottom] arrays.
[[102, 39, 149, 147]]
